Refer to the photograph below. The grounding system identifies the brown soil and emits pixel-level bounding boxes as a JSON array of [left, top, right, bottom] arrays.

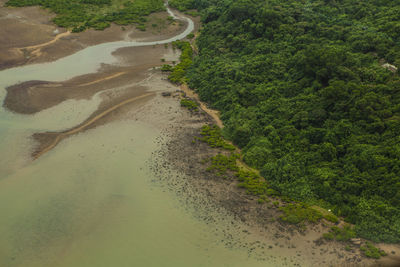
[[0, 1, 187, 70]]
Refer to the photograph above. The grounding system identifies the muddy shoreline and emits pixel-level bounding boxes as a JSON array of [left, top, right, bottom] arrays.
[[149, 102, 379, 266], [2, 2, 399, 266]]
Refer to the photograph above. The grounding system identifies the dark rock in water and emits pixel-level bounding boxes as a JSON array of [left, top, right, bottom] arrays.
[[162, 92, 172, 97]]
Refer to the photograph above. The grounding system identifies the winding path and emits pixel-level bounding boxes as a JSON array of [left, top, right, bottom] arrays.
[[18, 31, 71, 51]]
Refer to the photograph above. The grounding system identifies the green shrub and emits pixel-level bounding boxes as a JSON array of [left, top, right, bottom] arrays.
[[324, 213, 339, 223], [198, 125, 235, 150], [279, 203, 323, 225], [236, 169, 268, 196], [323, 225, 356, 242], [266, 188, 280, 196], [360, 242, 387, 259], [161, 64, 173, 72], [180, 98, 198, 111], [168, 41, 193, 83], [206, 153, 239, 177], [136, 24, 146, 31], [185, 10, 199, 17], [169, 0, 194, 11]]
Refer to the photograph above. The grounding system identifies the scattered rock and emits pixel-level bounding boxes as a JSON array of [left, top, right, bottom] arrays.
[[162, 92, 172, 97]]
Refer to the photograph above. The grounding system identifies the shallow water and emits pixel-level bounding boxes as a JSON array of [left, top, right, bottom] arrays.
[[0, 7, 283, 267], [0, 120, 276, 267]]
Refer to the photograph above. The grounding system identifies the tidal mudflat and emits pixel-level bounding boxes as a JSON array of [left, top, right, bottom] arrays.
[[1, 1, 398, 266]]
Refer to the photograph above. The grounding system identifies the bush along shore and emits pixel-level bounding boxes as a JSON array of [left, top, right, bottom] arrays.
[[189, 120, 388, 259], [169, 25, 391, 260]]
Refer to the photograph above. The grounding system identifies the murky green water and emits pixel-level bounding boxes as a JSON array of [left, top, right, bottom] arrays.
[[0, 120, 274, 267]]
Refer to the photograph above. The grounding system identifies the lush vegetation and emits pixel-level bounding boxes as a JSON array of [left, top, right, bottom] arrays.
[[236, 169, 269, 196], [177, 0, 400, 243], [198, 125, 274, 198], [279, 203, 323, 225], [198, 125, 340, 226], [180, 98, 198, 111], [323, 225, 356, 241], [323, 213, 339, 223], [168, 40, 193, 83], [169, 0, 194, 11], [6, 0, 165, 32], [196, 124, 235, 150], [161, 64, 174, 72], [206, 153, 239, 177], [360, 242, 387, 259]]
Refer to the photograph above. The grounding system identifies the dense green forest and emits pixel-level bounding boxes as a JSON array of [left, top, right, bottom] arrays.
[[175, 0, 400, 243], [5, 0, 165, 32]]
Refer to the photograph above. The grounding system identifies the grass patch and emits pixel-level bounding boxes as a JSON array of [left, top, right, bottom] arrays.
[[311, 206, 339, 223], [206, 153, 239, 177], [279, 203, 323, 225], [236, 169, 269, 196], [360, 242, 387, 259], [322, 225, 356, 241], [161, 64, 173, 72], [197, 125, 235, 150], [180, 98, 198, 111], [323, 213, 339, 223], [185, 10, 199, 17], [168, 41, 193, 83]]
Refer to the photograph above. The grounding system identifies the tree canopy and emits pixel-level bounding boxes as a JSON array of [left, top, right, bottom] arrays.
[[179, 0, 400, 243]]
